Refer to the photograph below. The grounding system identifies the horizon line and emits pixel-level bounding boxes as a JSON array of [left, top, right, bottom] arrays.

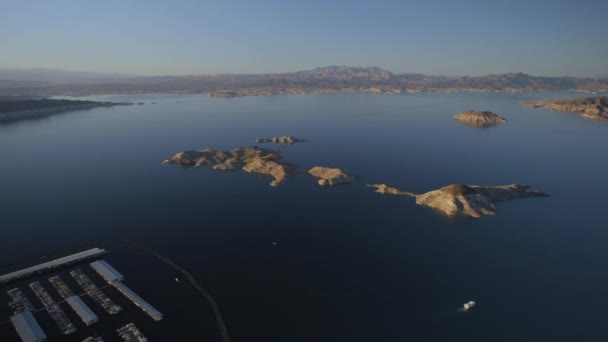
[[0, 65, 605, 79]]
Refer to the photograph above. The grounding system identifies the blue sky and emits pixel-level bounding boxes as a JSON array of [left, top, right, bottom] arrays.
[[1, 0, 606, 76]]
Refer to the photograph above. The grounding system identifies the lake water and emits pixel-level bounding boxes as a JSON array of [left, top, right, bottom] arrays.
[[0, 92, 607, 341]]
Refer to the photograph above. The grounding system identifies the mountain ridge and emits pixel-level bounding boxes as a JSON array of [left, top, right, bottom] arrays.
[[0, 65, 606, 96]]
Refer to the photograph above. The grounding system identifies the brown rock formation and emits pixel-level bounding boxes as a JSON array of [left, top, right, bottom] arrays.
[[453, 111, 508, 127], [307, 167, 356, 186], [523, 96, 608, 121], [256, 136, 304, 144], [367, 184, 414, 196], [367, 183, 548, 218], [163, 146, 294, 186]]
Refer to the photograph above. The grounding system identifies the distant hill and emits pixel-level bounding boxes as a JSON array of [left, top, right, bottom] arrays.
[[0, 68, 136, 83], [0, 66, 606, 97]]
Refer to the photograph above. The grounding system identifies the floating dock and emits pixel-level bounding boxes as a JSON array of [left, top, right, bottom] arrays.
[[70, 269, 121, 314], [49, 276, 75, 298], [10, 311, 47, 342], [111, 282, 163, 321], [7, 288, 35, 314], [90, 261, 163, 321], [0, 248, 107, 284], [49, 276, 99, 326], [117, 322, 147, 342], [29, 281, 76, 335], [82, 337, 104, 342]]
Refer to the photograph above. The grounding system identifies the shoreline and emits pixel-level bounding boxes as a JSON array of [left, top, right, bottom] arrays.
[[0, 102, 131, 124]]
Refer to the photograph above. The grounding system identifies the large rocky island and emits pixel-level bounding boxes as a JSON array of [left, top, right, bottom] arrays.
[[368, 183, 548, 218], [523, 96, 608, 121], [163, 146, 295, 186], [453, 111, 508, 127]]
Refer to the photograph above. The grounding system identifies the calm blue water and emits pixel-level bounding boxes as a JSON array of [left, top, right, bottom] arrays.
[[0, 92, 607, 341]]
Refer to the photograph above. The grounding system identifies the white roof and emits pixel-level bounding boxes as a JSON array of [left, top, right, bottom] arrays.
[[10, 311, 46, 342], [90, 260, 124, 282], [66, 296, 98, 325], [0, 248, 107, 283]]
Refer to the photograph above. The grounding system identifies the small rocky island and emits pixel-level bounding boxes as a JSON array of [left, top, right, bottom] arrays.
[[256, 136, 304, 144], [163, 146, 295, 186], [523, 96, 608, 121], [453, 111, 508, 127], [308, 167, 356, 186], [368, 183, 548, 218]]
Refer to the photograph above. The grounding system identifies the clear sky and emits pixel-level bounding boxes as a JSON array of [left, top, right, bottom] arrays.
[[1, 0, 606, 76]]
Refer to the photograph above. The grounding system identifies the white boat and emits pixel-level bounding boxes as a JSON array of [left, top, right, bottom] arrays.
[[463, 301, 476, 311], [175, 277, 180, 283]]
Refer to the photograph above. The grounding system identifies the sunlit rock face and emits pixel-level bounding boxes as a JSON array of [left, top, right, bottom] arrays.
[[453, 111, 508, 127], [163, 146, 295, 186], [524, 97, 608, 121], [307, 167, 356, 186], [367, 183, 548, 218]]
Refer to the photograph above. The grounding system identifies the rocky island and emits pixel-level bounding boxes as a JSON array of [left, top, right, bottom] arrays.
[[256, 136, 305, 144], [367, 183, 548, 218], [453, 111, 508, 127], [163, 146, 295, 186], [523, 96, 608, 121], [308, 167, 356, 186]]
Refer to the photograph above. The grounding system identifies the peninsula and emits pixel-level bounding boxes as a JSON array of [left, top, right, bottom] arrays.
[[453, 111, 508, 127], [367, 183, 548, 218], [0, 98, 131, 124], [163, 146, 295, 186], [523, 96, 608, 121]]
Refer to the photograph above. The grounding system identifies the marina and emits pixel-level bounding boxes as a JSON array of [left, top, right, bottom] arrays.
[[49, 276, 99, 326], [70, 269, 122, 315], [0, 248, 107, 284], [3, 248, 166, 341], [91, 260, 163, 321], [29, 281, 76, 335]]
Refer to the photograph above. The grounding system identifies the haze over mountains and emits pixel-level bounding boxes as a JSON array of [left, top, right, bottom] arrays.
[[0, 68, 135, 83], [1, 66, 607, 97]]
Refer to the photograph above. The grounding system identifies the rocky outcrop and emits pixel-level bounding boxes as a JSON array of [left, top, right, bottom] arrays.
[[307, 167, 356, 186], [256, 136, 304, 144], [367, 184, 414, 196], [367, 183, 548, 218], [453, 111, 507, 127], [163, 146, 294, 186], [523, 96, 608, 121]]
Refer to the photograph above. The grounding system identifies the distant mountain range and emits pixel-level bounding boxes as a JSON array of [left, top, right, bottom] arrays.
[[0, 66, 606, 97], [0, 68, 135, 83]]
